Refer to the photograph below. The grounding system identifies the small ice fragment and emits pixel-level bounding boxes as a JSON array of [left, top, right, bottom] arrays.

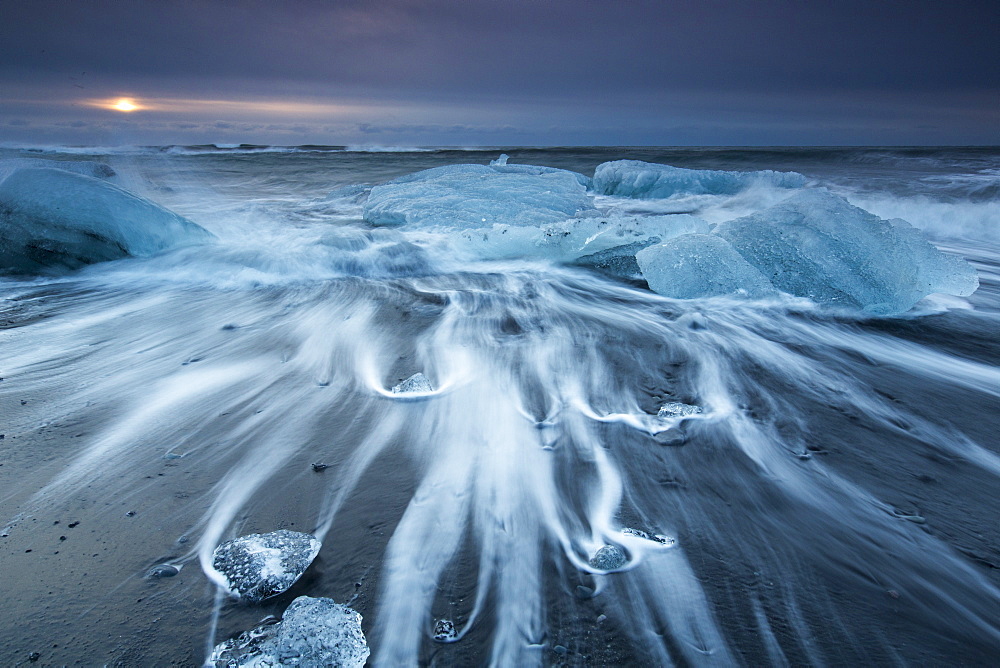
[[211, 530, 321, 602], [589, 545, 627, 570], [657, 402, 703, 419], [621, 527, 649, 540], [621, 527, 677, 547], [391, 373, 434, 394], [432, 618, 457, 642], [210, 596, 369, 667], [489, 154, 509, 166]]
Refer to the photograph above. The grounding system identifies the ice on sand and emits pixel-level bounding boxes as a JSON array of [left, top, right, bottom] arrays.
[[212, 530, 321, 602], [716, 189, 979, 314], [0, 167, 213, 274], [589, 545, 627, 570], [363, 163, 593, 229], [210, 596, 369, 667], [636, 234, 775, 299], [392, 373, 434, 394], [593, 160, 806, 199], [449, 214, 710, 267], [656, 402, 704, 419]]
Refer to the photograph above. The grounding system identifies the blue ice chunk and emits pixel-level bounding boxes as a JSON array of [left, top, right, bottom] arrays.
[[447, 214, 710, 268], [636, 234, 775, 299], [363, 163, 593, 229], [593, 160, 806, 199], [210, 596, 369, 667], [0, 168, 213, 274], [212, 530, 321, 602], [716, 190, 980, 314]]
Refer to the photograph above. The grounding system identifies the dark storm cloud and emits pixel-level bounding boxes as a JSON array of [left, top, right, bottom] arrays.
[[0, 0, 996, 144]]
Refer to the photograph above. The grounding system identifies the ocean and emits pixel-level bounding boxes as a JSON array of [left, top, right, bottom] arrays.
[[0, 145, 998, 665]]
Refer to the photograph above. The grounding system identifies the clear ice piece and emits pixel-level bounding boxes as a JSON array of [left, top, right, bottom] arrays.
[[210, 596, 370, 667], [212, 530, 321, 602], [593, 160, 806, 199], [391, 373, 434, 394]]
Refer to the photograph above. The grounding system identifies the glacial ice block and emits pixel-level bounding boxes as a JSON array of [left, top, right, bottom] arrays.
[[592, 160, 806, 199], [363, 163, 594, 229], [636, 234, 775, 299], [210, 596, 370, 667], [212, 530, 321, 602], [0, 167, 213, 274], [448, 213, 710, 267], [715, 190, 979, 314], [0, 157, 116, 182]]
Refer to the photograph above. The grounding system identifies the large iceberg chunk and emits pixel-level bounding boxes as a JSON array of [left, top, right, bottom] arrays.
[[0, 168, 213, 274], [210, 596, 370, 667], [0, 157, 116, 182], [445, 214, 710, 268], [212, 530, 321, 602], [715, 189, 979, 313], [636, 234, 775, 299], [593, 160, 806, 199], [363, 163, 594, 229]]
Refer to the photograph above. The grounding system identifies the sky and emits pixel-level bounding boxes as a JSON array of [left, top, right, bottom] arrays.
[[0, 0, 997, 146]]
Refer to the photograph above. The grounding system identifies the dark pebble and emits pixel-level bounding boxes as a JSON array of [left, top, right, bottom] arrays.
[[68, 521, 79, 528], [59, 535, 66, 541], [28, 652, 40, 662], [311, 463, 329, 472], [21, 400, 27, 405], [126, 511, 136, 517]]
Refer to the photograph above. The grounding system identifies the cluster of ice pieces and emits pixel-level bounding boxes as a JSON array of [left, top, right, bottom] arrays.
[[359, 158, 977, 313], [0, 167, 213, 274], [592, 160, 806, 198], [212, 530, 321, 602], [210, 596, 370, 667]]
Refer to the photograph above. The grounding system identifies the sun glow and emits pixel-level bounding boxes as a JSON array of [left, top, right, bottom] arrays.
[[111, 98, 139, 112]]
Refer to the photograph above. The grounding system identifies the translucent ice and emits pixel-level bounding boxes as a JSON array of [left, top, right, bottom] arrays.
[[593, 160, 806, 199], [0, 168, 213, 274], [589, 545, 627, 570], [392, 372, 434, 394], [656, 402, 704, 419], [636, 234, 775, 299], [210, 596, 369, 667], [432, 619, 458, 642], [715, 190, 980, 314], [0, 157, 116, 182], [212, 530, 321, 602], [446, 214, 710, 268], [363, 163, 593, 229]]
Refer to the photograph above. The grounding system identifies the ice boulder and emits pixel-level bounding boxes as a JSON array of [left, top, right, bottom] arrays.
[[363, 163, 594, 229], [715, 190, 979, 314], [636, 234, 775, 299], [0, 167, 213, 274], [593, 160, 806, 199], [212, 530, 321, 602], [448, 213, 709, 269], [210, 596, 370, 667]]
